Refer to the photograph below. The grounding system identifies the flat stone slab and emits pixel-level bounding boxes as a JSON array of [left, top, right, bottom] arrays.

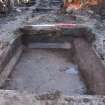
[[0, 90, 104, 105]]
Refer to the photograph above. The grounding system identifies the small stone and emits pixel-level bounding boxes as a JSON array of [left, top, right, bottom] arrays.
[[88, 10, 94, 14], [83, 98, 90, 103], [16, 8, 22, 13]]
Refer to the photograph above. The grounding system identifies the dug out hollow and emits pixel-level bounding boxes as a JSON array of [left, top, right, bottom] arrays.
[[0, 24, 105, 95]]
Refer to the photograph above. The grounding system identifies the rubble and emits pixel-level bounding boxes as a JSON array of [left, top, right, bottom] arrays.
[[0, 41, 9, 50], [0, 90, 104, 105], [0, 0, 12, 14]]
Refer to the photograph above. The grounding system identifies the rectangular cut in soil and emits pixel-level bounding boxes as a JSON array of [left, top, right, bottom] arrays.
[[4, 48, 86, 95]]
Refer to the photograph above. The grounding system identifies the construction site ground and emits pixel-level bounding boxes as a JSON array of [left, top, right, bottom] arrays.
[[0, 0, 105, 104]]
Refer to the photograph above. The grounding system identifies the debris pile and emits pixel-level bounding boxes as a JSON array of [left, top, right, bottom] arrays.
[[0, 0, 12, 14], [64, 0, 105, 13], [0, 0, 35, 14]]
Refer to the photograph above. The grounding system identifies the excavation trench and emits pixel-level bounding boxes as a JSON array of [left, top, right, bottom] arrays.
[[0, 25, 89, 95], [0, 23, 105, 95]]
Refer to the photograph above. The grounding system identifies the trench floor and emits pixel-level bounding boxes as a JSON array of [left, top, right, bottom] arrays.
[[4, 49, 86, 95]]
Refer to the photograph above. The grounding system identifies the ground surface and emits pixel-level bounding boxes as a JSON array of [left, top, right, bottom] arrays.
[[4, 49, 86, 95], [0, 90, 105, 105]]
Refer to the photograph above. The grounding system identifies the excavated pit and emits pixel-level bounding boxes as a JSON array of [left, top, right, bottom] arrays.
[[0, 23, 105, 96], [1, 23, 105, 95], [0, 0, 88, 96], [1, 23, 89, 95]]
